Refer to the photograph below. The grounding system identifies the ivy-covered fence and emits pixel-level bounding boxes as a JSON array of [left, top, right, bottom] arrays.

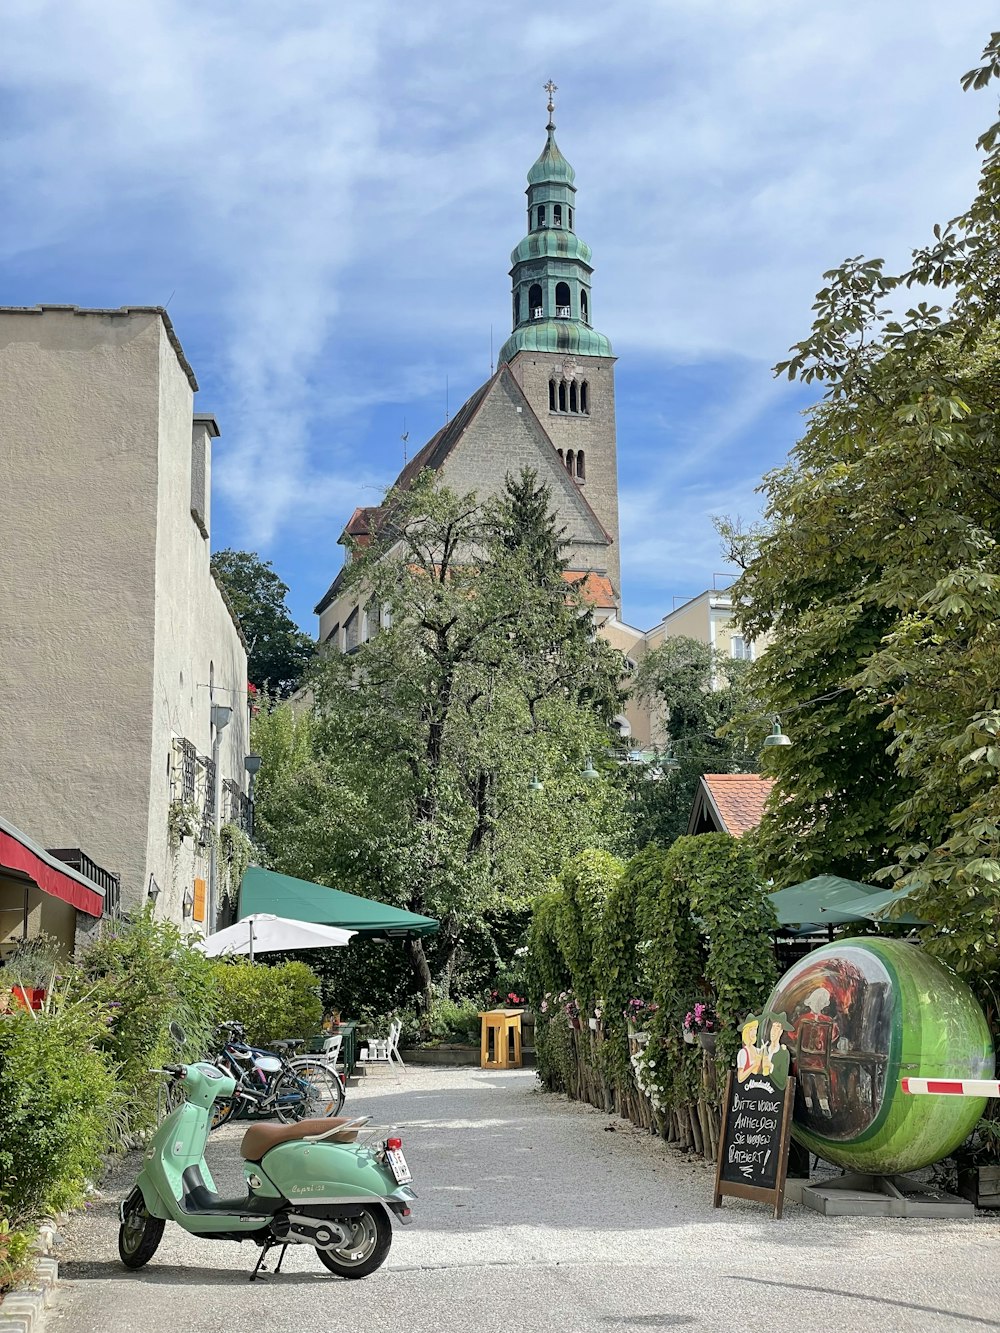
[[526, 836, 777, 1159]]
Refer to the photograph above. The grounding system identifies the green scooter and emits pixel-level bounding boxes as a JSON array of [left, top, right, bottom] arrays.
[[118, 1027, 415, 1280]]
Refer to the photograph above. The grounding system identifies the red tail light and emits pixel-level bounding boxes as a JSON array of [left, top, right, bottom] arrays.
[[386, 1136, 402, 1151]]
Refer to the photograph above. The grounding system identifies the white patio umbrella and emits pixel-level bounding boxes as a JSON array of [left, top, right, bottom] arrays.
[[196, 913, 356, 963]]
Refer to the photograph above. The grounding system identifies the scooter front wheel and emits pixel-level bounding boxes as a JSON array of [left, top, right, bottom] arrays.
[[315, 1206, 391, 1279], [118, 1189, 165, 1269]]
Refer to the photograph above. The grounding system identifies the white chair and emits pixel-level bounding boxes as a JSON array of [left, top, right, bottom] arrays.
[[321, 1033, 343, 1064], [362, 1019, 406, 1069]]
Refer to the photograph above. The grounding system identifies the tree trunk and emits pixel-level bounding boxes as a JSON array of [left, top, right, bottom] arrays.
[[408, 937, 434, 1011]]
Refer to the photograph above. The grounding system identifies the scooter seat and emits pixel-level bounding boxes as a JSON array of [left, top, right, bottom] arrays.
[[240, 1117, 359, 1161]]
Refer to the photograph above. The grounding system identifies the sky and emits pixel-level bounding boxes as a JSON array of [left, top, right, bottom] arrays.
[[2, 0, 997, 633]]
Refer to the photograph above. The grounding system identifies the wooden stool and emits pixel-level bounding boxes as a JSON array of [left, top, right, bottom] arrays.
[[479, 1008, 523, 1069]]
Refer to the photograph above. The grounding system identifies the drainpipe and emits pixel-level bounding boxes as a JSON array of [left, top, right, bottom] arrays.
[[208, 703, 232, 931]]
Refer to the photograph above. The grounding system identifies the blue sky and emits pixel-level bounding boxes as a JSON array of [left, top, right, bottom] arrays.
[[2, 1, 996, 632]]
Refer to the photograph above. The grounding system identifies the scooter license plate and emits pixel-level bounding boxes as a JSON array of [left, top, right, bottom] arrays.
[[386, 1148, 412, 1184]]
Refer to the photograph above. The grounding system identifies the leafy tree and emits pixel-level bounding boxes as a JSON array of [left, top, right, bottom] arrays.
[[628, 636, 761, 848], [724, 33, 1000, 989], [211, 549, 313, 694], [254, 470, 630, 1007]]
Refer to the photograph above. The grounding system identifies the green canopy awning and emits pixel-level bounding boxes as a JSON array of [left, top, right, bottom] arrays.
[[238, 866, 439, 939], [769, 874, 924, 928]]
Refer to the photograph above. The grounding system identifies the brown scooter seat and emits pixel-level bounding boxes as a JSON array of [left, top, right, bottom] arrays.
[[240, 1117, 359, 1162]]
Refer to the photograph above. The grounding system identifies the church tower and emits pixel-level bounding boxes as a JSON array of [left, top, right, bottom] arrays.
[[500, 83, 621, 598]]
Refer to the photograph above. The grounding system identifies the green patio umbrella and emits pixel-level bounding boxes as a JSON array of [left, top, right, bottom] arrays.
[[238, 865, 439, 939], [769, 874, 924, 928]]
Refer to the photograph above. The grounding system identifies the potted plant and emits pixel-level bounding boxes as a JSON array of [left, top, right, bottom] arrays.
[[624, 998, 657, 1043], [3, 935, 61, 1011], [563, 994, 582, 1030], [955, 1116, 1000, 1208], [683, 1001, 718, 1052], [589, 1002, 605, 1033]]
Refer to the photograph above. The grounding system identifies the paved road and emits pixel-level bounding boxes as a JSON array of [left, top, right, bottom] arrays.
[[52, 1067, 1000, 1333]]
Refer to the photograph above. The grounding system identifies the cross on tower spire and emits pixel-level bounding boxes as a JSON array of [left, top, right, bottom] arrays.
[[544, 79, 557, 129]]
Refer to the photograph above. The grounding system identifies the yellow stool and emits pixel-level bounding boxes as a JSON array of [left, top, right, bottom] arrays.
[[479, 1008, 524, 1069]]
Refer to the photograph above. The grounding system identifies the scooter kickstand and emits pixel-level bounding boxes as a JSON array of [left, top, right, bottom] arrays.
[[249, 1242, 275, 1282], [273, 1244, 289, 1274]]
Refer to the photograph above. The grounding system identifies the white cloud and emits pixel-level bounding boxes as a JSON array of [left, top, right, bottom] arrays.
[[1, 0, 997, 610]]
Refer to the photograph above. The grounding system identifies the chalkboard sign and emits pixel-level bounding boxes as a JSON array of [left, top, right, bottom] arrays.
[[713, 1070, 796, 1219]]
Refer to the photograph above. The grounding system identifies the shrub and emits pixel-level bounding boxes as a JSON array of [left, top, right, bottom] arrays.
[[0, 1221, 36, 1295], [79, 911, 218, 1139], [211, 959, 323, 1046], [0, 994, 120, 1231]]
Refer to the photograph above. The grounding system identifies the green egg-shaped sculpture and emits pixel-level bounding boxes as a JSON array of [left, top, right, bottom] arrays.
[[765, 938, 993, 1173]]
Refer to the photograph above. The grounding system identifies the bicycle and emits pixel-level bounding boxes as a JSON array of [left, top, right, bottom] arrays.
[[208, 1021, 345, 1129]]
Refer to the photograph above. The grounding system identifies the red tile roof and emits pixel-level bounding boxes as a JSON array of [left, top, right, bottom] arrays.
[[562, 569, 617, 608], [701, 773, 774, 836]]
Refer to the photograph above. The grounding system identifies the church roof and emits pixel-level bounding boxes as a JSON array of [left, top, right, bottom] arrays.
[[314, 365, 613, 616], [499, 320, 613, 363], [527, 126, 576, 186], [510, 229, 593, 268]]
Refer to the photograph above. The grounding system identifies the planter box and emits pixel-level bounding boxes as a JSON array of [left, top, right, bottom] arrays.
[[698, 1031, 716, 1053], [682, 1029, 696, 1045], [11, 985, 45, 1011], [958, 1164, 1000, 1209]]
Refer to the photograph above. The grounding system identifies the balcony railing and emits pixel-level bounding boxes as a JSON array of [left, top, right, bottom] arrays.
[[555, 305, 572, 318], [532, 306, 544, 319]]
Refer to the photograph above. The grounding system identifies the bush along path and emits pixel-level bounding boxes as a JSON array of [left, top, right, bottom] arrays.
[[0, 912, 325, 1301], [526, 838, 778, 1158]]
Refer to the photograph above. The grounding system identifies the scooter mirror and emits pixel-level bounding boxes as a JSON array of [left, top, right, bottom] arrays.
[[169, 1021, 186, 1047]]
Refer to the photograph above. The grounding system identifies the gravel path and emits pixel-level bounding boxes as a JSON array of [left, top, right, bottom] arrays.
[[50, 1067, 1000, 1333]]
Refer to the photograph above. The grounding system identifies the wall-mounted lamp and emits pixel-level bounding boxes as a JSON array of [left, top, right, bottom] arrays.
[[211, 703, 233, 732], [147, 874, 161, 902], [182, 885, 194, 917]]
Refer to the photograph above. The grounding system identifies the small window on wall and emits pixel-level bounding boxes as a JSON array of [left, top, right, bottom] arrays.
[[558, 381, 567, 412], [566, 449, 575, 475], [557, 448, 564, 462], [576, 450, 585, 480], [549, 380, 557, 411], [731, 635, 753, 661], [569, 381, 578, 412], [580, 381, 589, 414]]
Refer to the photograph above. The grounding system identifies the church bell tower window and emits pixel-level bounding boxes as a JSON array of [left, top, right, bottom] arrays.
[[555, 282, 571, 318], [535, 206, 546, 229], [554, 204, 562, 227], [529, 283, 543, 319], [580, 289, 589, 323]]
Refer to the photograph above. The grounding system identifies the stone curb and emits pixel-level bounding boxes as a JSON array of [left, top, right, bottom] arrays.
[[0, 1233, 60, 1333]]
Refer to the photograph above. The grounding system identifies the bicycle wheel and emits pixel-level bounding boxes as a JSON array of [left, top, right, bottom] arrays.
[[278, 1062, 344, 1120]]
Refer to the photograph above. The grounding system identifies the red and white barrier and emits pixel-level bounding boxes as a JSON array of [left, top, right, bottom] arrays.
[[901, 1077, 1000, 1098]]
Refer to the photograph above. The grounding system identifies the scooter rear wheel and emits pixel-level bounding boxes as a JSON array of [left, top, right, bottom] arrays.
[[118, 1191, 165, 1269], [315, 1206, 391, 1278]]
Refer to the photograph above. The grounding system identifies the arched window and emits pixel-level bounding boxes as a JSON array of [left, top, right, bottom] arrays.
[[566, 449, 575, 475], [580, 381, 589, 414], [576, 450, 586, 480], [549, 380, 556, 411], [569, 381, 578, 413], [555, 282, 571, 317], [513, 290, 521, 325], [568, 207, 574, 229], [529, 283, 543, 318], [536, 205, 546, 229], [554, 204, 562, 227], [557, 448, 564, 462], [580, 289, 589, 323], [558, 381, 567, 412]]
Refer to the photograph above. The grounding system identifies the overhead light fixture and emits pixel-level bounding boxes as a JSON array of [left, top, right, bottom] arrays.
[[529, 773, 544, 793], [211, 703, 233, 731], [763, 716, 792, 749], [580, 756, 600, 782], [244, 753, 262, 778]]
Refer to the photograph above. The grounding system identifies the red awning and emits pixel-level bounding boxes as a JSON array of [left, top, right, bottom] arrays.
[[0, 825, 104, 917]]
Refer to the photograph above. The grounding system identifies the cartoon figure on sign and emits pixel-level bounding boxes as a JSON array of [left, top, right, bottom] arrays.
[[759, 1012, 792, 1090], [736, 1016, 762, 1083]]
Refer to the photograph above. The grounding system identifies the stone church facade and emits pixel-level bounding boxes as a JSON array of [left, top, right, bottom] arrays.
[[316, 103, 623, 645]]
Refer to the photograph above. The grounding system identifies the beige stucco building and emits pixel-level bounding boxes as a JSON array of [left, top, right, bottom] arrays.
[[603, 590, 768, 749], [0, 305, 249, 943]]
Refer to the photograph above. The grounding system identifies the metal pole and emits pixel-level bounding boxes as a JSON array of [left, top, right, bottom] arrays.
[[249, 919, 255, 965]]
